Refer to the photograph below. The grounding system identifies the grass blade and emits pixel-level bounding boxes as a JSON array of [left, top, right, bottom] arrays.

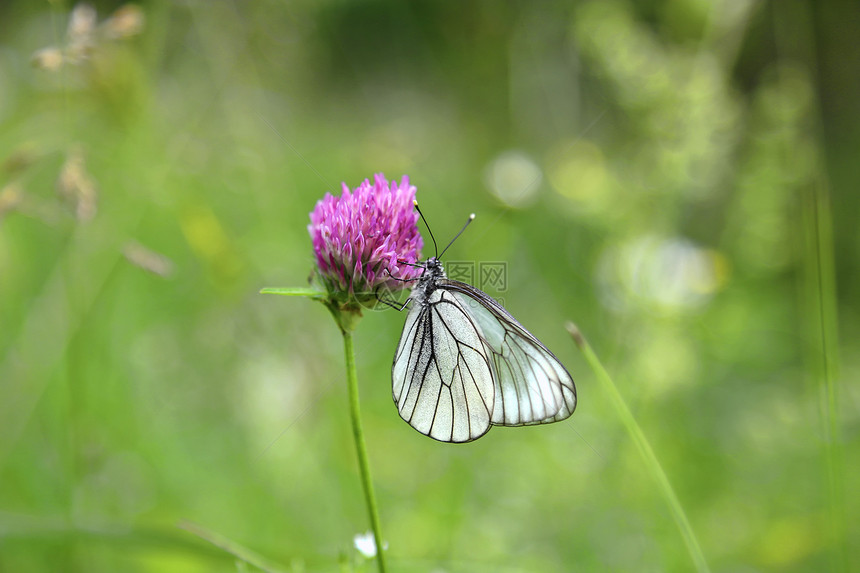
[[567, 323, 710, 573], [179, 520, 287, 573]]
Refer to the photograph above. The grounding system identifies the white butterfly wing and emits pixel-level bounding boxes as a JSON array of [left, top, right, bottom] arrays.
[[441, 280, 577, 427], [392, 289, 496, 442]]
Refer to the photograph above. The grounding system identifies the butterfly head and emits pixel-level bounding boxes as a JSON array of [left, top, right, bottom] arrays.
[[425, 256, 441, 271], [413, 257, 445, 301], [409, 208, 473, 302], [423, 257, 446, 280]]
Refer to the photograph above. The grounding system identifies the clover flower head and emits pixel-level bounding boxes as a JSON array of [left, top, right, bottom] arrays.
[[308, 174, 423, 302]]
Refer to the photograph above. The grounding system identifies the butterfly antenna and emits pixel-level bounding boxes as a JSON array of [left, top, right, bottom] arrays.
[[414, 200, 438, 257], [439, 213, 476, 259]]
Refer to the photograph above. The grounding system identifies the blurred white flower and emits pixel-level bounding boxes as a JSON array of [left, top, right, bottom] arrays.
[[31, 47, 65, 71], [353, 531, 388, 558], [123, 241, 175, 278], [597, 235, 726, 313], [31, 3, 145, 71], [103, 5, 145, 40], [56, 145, 98, 222], [66, 3, 98, 64], [483, 150, 542, 207]]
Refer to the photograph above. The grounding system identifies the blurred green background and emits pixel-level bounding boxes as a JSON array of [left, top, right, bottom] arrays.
[[1, 1, 857, 571]]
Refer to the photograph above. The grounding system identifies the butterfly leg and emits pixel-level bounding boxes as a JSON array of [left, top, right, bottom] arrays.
[[384, 266, 420, 282], [374, 290, 411, 311]]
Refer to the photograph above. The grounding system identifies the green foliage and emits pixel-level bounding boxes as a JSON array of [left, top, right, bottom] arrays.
[[1, 1, 856, 571]]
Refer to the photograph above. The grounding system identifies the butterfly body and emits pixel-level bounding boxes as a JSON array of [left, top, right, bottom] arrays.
[[408, 256, 444, 305], [392, 256, 576, 442]]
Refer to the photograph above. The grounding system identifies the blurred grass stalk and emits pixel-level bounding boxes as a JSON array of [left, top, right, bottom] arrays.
[[801, 180, 846, 571], [567, 323, 710, 573]]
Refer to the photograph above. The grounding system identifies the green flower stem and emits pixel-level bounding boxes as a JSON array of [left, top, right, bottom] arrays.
[[342, 328, 387, 573], [263, 286, 386, 570], [567, 323, 710, 573]]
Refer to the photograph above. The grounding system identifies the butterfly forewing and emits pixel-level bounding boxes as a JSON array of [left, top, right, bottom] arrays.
[[392, 289, 495, 442], [441, 280, 577, 427], [392, 254, 576, 442]]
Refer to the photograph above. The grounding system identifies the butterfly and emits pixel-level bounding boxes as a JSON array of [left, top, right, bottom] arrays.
[[391, 209, 577, 442]]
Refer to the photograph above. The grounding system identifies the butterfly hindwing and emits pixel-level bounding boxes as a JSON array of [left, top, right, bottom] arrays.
[[440, 280, 577, 427], [392, 289, 495, 442]]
